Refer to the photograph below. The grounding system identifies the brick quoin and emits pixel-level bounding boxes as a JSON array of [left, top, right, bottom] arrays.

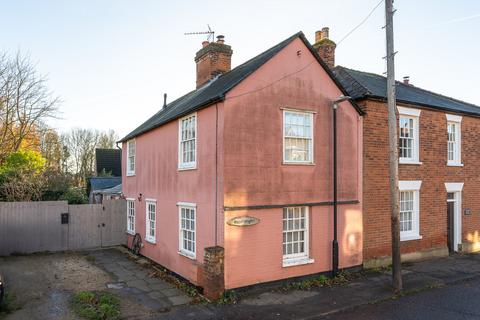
[[361, 99, 480, 263]]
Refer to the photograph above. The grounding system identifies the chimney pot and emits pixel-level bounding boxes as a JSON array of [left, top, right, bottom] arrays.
[[202, 40, 209, 47], [403, 76, 410, 85], [321, 27, 330, 40], [216, 35, 225, 44], [315, 30, 323, 43]]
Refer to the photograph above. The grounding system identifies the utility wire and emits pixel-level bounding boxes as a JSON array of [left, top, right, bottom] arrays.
[[337, 0, 383, 45], [226, 61, 315, 100]]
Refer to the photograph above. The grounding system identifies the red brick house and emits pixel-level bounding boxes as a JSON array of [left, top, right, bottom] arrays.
[[314, 28, 480, 267]]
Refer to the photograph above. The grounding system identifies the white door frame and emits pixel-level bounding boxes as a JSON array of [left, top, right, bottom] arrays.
[[445, 183, 463, 251]]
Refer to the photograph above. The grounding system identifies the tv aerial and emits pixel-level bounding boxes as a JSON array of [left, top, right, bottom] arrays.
[[184, 24, 215, 42]]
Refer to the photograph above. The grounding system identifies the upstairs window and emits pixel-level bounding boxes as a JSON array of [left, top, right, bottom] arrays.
[[126, 199, 135, 234], [398, 107, 421, 164], [446, 114, 462, 166], [126, 139, 136, 176], [178, 114, 197, 169], [283, 110, 313, 164], [145, 200, 156, 243]]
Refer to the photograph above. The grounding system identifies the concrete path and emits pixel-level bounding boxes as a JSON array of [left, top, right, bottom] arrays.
[[86, 248, 192, 309], [152, 252, 480, 319]]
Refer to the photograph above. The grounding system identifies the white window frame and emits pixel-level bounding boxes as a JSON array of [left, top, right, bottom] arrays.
[[126, 139, 136, 176], [398, 180, 422, 241], [145, 199, 156, 244], [126, 198, 135, 235], [398, 106, 421, 164], [282, 206, 314, 267], [178, 203, 196, 259], [446, 114, 462, 166], [445, 182, 464, 251], [283, 109, 314, 164], [178, 113, 197, 170]]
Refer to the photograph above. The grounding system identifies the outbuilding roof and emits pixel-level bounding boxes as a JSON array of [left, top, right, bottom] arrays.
[[120, 32, 361, 142], [333, 66, 480, 116]]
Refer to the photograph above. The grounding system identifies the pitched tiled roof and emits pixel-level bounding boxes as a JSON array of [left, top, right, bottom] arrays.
[[120, 32, 362, 142], [333, 66, 480, 116]]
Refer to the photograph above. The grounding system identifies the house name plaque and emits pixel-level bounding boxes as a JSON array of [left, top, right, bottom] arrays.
[[227, 216, 260, 227]]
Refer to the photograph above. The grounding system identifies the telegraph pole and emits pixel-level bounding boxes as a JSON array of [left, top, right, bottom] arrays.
[[385, 0, 402, 293]]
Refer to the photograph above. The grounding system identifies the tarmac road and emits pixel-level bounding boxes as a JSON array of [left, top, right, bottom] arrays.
[[321, 277, 480, 320]]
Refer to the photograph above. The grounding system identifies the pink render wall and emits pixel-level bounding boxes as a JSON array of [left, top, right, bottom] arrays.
[[122, 103, 225, 286], [221, 38, 363, 289], [122, 36, 362, 290]]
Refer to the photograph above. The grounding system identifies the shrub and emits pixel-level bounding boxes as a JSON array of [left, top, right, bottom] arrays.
[[60, 187, 88, 204]]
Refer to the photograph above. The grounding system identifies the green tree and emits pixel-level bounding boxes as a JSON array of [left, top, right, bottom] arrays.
[[0, 150, 46, 201]]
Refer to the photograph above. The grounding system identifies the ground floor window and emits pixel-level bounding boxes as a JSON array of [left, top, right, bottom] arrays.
[[145, 200, 156, 243], [179, 204, 196, 259], [282, 206, 312, 266], [399, 180, 422, 241], [126, 199, 135, 234]]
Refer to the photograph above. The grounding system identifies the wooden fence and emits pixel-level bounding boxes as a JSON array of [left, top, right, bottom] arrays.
[[0, 199, 126, 256]]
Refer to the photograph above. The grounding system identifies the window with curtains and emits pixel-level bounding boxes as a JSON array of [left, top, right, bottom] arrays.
[[178, 114, 196, 169], [283, 110, 313, 163], [398, 180, 422, 241]]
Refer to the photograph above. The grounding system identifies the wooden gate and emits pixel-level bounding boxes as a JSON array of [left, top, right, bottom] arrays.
[[0, 199, 127, 256]]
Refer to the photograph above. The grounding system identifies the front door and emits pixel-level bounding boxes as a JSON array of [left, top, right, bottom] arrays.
[[447, 193, 455, 254]]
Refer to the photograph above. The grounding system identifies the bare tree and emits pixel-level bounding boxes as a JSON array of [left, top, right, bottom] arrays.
[[0, 51, 60, 162], [98, 129, 119, 149], [62, 128, 118, 187]]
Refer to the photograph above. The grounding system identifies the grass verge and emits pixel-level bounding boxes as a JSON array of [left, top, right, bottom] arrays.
[[71, 291, 121, 320], [0, 293, 21, 318]]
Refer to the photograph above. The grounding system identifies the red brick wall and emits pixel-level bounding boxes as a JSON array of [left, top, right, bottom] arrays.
[[362, 99, 480, 260]]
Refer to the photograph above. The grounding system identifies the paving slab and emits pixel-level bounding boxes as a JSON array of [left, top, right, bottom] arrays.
[[87, 248, 193, 310]]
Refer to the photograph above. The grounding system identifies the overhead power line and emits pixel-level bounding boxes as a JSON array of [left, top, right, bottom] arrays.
[[337, 0, 383, 45]]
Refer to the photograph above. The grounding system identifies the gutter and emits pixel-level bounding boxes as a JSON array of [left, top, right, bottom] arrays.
[[355, 95, 480, 119]]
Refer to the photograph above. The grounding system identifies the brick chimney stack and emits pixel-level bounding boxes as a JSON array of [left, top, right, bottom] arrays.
[[313, 27, 336, 69], [195, 35, 233, 88]]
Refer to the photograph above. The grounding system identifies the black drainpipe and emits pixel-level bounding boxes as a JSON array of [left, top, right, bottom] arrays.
[[332, 103, 339, 277], [331, 95, 350, 278]]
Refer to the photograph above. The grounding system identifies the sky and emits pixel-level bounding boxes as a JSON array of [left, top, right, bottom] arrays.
[[1, 0, 479, 138]]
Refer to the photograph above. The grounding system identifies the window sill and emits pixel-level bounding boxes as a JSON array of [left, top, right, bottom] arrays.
[[145, 238, 156, 244], [447, 163, 464, 167], [282, 162, 315, 166], [399, 160, 422, 165], [126, 230, 135, 236], [126, 173, 135, 177], [178, 250, 196, 260], [282, 257, 315, 268], [178, 166, 197, 171], [400, 234, 422, 242]]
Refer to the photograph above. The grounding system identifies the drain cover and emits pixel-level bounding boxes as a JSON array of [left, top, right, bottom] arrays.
[[106, 282, 125, 289]]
